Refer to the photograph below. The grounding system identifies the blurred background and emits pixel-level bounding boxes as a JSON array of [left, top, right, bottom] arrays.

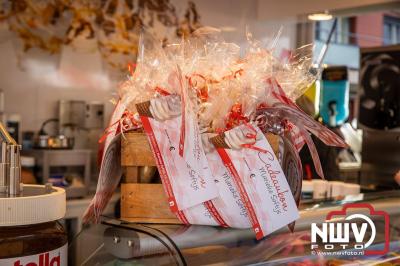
[[1, 1, 400, 265], [0, 0, 399, 241]]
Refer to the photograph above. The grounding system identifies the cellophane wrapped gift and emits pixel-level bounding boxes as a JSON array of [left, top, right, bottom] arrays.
[[84, 27, 347, 239]]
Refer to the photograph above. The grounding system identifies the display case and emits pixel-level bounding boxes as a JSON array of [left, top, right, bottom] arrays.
[[69, 191, 400, 265]]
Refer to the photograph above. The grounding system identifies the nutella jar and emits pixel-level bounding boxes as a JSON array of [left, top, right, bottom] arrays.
[[0, 185, 67, 265]]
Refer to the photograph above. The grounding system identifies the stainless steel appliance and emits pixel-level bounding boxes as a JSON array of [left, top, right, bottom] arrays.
[[0, 121, 20, 195], [36, 134, 74, 149], [58, 100, 86, 130], [35, 118, 74, 149], [84, 102, 104, 129]]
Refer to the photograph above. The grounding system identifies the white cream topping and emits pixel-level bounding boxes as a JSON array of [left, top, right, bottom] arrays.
[[149, 95, 181, 121]]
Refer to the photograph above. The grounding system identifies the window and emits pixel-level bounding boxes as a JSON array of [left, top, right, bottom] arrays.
[[384, 16, 400, 45], [315, 17, 354, 45]]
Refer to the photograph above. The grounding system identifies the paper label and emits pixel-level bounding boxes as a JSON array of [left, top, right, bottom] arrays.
[[137, 96, 218, 212], [180, 109, 204, 174], [181, 202, 220, 226], [178, 69, 211, 180], [0, 243, 67, 266], [211, 125, 299, 239], [178, 144, 251, 229], [205, 151, 251, 228]]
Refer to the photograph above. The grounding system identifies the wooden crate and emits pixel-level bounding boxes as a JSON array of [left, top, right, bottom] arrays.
[[121, 131, 280, 224], [121, 132, 180, 223]]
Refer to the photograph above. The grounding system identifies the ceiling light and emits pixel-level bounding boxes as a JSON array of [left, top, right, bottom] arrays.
[[308, 11, 333, 21]]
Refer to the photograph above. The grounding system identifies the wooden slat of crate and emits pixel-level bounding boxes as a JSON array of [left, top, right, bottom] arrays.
[[121, 132, 279, 167], [124, 166, 139, 183], [121, 132, 156, 166], [121, 183, 181, 224]]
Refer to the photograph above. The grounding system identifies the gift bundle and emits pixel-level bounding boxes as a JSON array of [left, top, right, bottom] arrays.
[[84, 27, 347, 239]]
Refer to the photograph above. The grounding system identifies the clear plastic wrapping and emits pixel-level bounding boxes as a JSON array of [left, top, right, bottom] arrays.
[[117, 27, 317, 134], [85, 27, 347, 224]]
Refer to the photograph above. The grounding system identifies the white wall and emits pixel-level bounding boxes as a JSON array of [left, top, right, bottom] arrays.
[[0, 0, 299, 133], [193, 0, 297, 49], [0, 39, 117, 132]]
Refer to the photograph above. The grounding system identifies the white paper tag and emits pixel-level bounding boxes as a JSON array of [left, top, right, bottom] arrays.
[[177, 142, 251, 229], [137, 97, 219, 213], [179, 149, 228, 227], [204, 151, 251, 228], [212, 124, 299, 239], [181, 202, 219, 226], [179, 108, 204, 175]]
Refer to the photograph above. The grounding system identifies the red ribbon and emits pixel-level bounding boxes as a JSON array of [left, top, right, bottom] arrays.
[[240, 122, 267, 153], [187, 73, 208, 101], [127, 62, 137, 77], [186, 69, 244, 103], [98, 110, 139, 144], [224, 103, 249, 130], [155, 86, 171, 96], [256, 77, 347, 179]]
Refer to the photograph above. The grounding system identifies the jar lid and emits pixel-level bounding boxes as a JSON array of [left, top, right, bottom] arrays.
[[0, 184, 66, 226]]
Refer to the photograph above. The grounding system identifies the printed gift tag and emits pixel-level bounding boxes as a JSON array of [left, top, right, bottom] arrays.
[[211, 124, 299, 239], [179, 149, 251, 228], [180, 201, 220, 226], [174, 133, 251, 228], [136, 95, 219, 213], [202, 148, 251, 228], [166, 136, 229, 227]]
